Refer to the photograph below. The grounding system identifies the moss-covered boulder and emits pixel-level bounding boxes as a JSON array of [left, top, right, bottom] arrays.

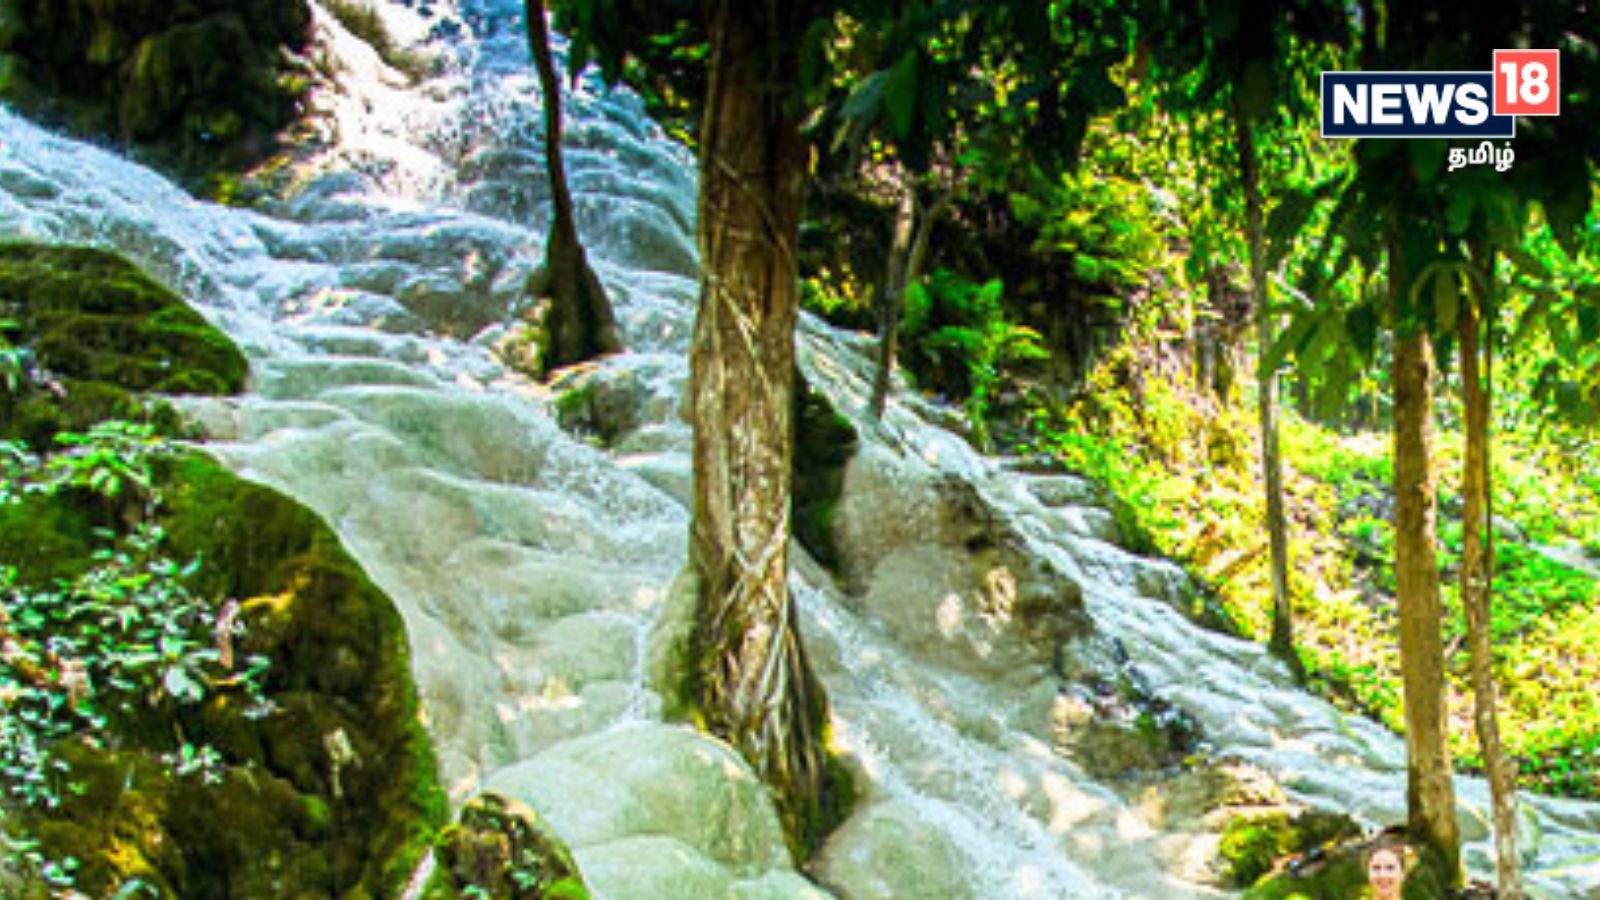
[[424, 792, 591, 900], [1220, 809, 1361, 889], [0, 0, 311, 174], [2, 452, 448, 897], [0, 243, 248, 447], [0, 243, 445, 897], [1241, 846, 1369, 900]]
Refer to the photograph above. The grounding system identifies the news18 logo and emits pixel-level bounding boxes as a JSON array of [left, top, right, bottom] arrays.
[[1321, 49, 1560, 139]]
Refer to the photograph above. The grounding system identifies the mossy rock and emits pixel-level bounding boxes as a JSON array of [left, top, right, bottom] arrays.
[[1242, 849, 1369, 900], [1226, 811, 1388, 900], [3, 456, 447, 900], [1222, 809, 1361, 888], [0, 0, 311, 176], [0, 243, 247, 447], [0, 243, 446, 898], [423, 792, 591, 900]]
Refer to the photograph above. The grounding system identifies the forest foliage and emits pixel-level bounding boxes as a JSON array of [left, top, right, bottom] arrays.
[[777, 4, 1600, 807]]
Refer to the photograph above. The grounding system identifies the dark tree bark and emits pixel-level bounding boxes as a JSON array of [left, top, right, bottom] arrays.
[[1234, 109, 1300, 678], [1390, 230, 1462, 887], [524, 0, 621, 372], [688, 0, 832, 856], [1460, 244, 1523, 898], [869, 182, 943, 420]]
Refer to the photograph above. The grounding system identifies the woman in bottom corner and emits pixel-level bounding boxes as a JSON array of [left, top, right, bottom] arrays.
[[1366, 841, 1408, 900]]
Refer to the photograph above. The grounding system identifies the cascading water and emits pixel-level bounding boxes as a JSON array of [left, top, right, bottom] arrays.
[[2, 1, 1597, 896]]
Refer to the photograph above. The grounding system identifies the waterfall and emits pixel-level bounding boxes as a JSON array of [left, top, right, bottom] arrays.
[[1, 1, 1596, 896]]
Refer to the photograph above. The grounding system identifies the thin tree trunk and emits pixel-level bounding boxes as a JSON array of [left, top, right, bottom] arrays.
[[869, 185, 915, 419], [869, 184, 944, 420], [905, 199, 939, 315], [525, 0, 621, 371], [1234, 110, 1299, 676], [1462, 243, 1523, 898], [689, 0, 831, 857], [1390, 230, 1462, 886]]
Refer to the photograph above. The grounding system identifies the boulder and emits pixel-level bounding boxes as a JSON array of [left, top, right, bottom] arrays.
[[833, 444, 1087, 676], [486, 724, 792, 878]]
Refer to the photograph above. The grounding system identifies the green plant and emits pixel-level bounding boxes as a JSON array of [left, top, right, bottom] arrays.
[[902, 270, 1048, 447], [0, 424, 271, 890], [0, 320, 23, 395]]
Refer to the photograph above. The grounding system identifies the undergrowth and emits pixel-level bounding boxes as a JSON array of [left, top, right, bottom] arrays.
[[0, 423, 272, 891], [1022, 346, 1600, 799]]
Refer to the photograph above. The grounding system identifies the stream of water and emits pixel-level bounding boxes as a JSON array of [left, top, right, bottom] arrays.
[[1, 1, 1596, 896]]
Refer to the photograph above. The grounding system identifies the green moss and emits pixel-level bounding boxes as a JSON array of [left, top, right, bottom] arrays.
[[0, 0, 311, 176], [0, 490, 93, 583], [1, 243, 446, 898], [0, 243, 247, 447], [1223, 810, 1362, 892], [161, 451, 449, 894], [1243, 852, 1367, 900], [7, 454, 447, 899], [791, 371, 858, 570], [423, 792, 591, 900], [322, 0, 432, 82]]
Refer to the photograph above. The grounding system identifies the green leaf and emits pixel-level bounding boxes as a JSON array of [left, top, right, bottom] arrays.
[[839, 71, 886, 124], [1577, 296, 1600, 344], [903, 281, 931, 335], [975, 279, 1004, 310], [1266, 189, 1318, 269], [884, 50, 920, 141]]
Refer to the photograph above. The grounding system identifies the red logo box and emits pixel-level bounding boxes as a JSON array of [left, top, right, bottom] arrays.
[[1493, 49, 1560, 116]]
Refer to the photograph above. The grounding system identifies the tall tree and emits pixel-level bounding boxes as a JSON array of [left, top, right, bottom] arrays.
[[1417, 7, 1599, 890], [1458, 243, 1522, 898], [1234, 102, 1298, 673], [524, 0, 621, 373], [1389, 224, 1462, 883], [563, 0, 1136, 850], [684, 0, 832, 850], [1142, 0, 1350, 675], [556, 0, 835, 849]]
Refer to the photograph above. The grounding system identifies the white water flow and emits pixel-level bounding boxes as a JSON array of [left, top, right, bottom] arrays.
[[1, 1, 1596, 896]]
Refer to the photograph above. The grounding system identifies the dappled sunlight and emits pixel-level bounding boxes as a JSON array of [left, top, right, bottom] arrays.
[[936, 591, 966, 639], [1042, 771, 1105, 833]]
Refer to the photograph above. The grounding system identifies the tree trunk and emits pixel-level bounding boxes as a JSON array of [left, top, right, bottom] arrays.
[[1390, 231, 1462, 886], [1461, 243, 1523, 898], [1234, 111, 1299, 677], [869, 185, 915, 419], [525, 0, 621, 372], [869, 183, 943, 420], [688, 0, 832, 857]]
